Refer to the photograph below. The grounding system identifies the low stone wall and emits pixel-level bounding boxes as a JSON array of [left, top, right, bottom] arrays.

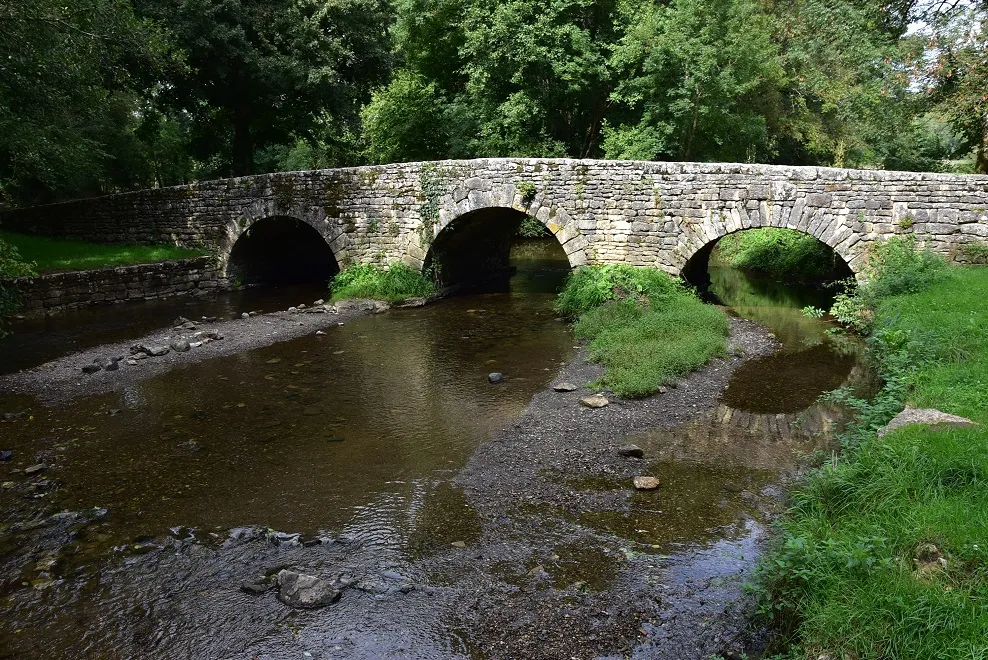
[[5, 257, 225, 316]]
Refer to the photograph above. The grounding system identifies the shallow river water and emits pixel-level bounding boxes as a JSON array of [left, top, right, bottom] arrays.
[[0, 242, 867, 658]]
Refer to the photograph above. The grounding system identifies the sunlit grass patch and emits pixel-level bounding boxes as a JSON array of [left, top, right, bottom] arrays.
[[0, 230, 205, 273], [557, 265, 729, 397], [329, 262, 435, 302]]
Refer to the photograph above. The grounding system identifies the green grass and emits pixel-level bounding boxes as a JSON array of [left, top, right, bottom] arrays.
[[556, 265, 729, 397], [0, 230, 205, 273], [757, 266, 988, 658], [715, 228, 847, 281], [329, 262, 436, 302]]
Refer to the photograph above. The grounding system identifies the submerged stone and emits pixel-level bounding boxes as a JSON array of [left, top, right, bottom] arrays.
[[633, 476, 660, 490], [488, 372, 505, 384]]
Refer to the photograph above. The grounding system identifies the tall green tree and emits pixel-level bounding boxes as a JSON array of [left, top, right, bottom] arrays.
[[0, 0, 168, 205], [603, 0, 785, 162], [137, 0, 393, 176], [916, 2, 988, 172]]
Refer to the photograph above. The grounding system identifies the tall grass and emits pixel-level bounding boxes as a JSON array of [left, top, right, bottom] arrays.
[[715, 228, 845, 281], [330, 263, 435, 302], [0, 230, 205, 273], [556, 265, 729, 397], [755, 263, 988, 658]]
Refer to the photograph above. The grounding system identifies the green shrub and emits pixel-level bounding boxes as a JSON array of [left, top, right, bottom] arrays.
[[0, 237, 37, 334], [330, 263, 435, 302], [555, 264, 683, 316], [517, 216, 551, 238], [829, 237, 948, 334], [556, 265, 728, 397], [715, 228, 842, 281]]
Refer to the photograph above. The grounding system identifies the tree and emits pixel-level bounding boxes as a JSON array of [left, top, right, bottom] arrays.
[[0, 0, 167, 205], [603, 0, 785, 162], [915, 3, 988, 172], [137, 0, 393, 176], [361, 70, 449, 163]]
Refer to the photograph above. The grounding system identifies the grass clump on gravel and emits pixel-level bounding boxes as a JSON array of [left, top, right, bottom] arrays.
[[556, 264, 729, 397], [0, 230, 205, 273], [330, 262, 435, 302], [754, 261, 988, 658]]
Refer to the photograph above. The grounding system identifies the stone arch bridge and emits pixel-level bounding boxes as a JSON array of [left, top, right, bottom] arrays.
[[2, 159, 987, 284]]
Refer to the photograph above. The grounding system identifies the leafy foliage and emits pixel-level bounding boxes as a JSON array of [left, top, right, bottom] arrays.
[[556, 265, 728, 397], [330, 263, 436, 302], [714, 228, 846, 282], [0, 237, 39, 333], [829, 237, 948, 333]]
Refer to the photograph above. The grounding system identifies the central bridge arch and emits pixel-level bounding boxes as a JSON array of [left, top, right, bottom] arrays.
[[422, 205, 578, 289]]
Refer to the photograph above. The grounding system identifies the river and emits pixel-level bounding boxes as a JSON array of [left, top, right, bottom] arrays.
[[0, 241, 866, 658]]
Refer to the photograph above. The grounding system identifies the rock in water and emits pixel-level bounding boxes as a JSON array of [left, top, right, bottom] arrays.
[[580, 395, 609, 409], [617, 444, 644, 458], [553, 382, 578, 392], [276, 570, 341, 609], [170, 339, 191, 353], [488, 372, 505, 384], [633, 476, 660, 490]]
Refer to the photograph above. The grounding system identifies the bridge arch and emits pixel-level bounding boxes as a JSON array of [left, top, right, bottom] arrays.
[[674, 207, 864, 279], [419, 204, 582, 289], [680, 226, 855, 290], [224, 215, 341, 286]]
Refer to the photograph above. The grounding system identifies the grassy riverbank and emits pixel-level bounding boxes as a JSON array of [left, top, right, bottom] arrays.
[[0, 230, 205, 273], [556, 264, 729, 397], [329, 262, 435, 302], [757, 258, 988, 657]]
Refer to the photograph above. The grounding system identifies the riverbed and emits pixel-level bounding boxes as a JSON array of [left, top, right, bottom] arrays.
[[0, 241, 865, 658]]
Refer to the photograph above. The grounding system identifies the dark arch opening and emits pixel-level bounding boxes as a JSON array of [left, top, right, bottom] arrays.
[[227, 217, 339, 287], [681, 229, 854, 298], [423, 208, 570, 293]]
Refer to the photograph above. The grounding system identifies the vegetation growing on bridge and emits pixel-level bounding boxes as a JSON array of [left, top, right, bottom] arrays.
[[755, 246, 988, 656], [0, 231, 206, 274], [714, 228, 848, 282], [329, 263, 435, 303], [556, 264, 729, 397]]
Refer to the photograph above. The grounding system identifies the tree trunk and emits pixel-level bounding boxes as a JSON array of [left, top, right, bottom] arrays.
[[232, 103, 254, 176], [976, 118, 988, 174]]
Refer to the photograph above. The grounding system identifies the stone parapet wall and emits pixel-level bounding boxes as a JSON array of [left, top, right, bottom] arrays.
[[1, 159, 986, 277], [6, 257, 224, 317]]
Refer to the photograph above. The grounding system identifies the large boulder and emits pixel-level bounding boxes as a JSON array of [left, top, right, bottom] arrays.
[[275, 570, 341, 609]]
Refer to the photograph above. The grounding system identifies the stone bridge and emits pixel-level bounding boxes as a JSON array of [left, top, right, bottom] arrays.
[[2, 159, 987, 285]]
